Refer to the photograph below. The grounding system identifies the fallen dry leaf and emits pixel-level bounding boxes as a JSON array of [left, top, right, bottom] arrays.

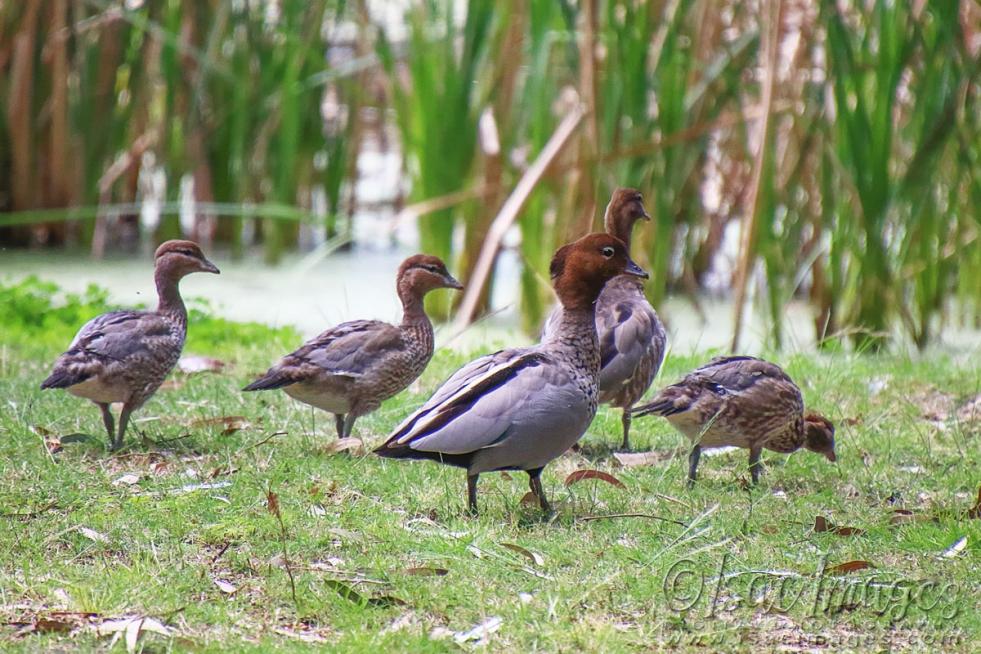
[[159, 379, 185, 391], [213, 578, 238, 595], [454, 616, 502, 644], [112, 474, 141, 487], [191, 416, 251, 435], [324, 437, 364, 455], [942, 536, 967, 558], [889, 509, 918, 526], [177, 355, 226, 374], [266, 490, 280, 516], [612, 450, 673, 468], [501, 543, 544, 566], [209, 465, 238, 479], [78, 527, 110, 544], [564, 469, 626, 489], [813, 515, 864, 537], [95, 616, 172, 654], [404, 566, 449, 577], [965, 486, 981, 520], [519, 492, 538, 508], [174, 481, 231, 495], [827, 560, 874, 575], [32, 617, 74, 633]]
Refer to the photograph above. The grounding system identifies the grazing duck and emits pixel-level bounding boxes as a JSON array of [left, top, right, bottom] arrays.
[[243, 255, 462, 440], [40, 240, 220, 450], [542, 188, 666, 450], [375, 233, 647, 515], [632, 355, 836, 486]]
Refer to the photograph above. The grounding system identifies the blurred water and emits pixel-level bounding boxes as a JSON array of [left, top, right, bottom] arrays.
[[6, 246, 976, 359]]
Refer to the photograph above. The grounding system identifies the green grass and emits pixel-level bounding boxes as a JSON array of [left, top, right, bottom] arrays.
[[0, 287, 979, 651]]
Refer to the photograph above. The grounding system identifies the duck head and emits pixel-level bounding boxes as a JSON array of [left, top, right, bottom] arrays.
[[550, 233, 647, 310], [803, 412, 836, 462], [398, 254, 463, 299], [604, 188, 649, 248], [154, 240, 220, 277]]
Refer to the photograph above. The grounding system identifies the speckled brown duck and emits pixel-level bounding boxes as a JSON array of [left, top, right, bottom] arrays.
[[40, 240, 220, 450], [375, 234, 647, 516], [243, 255, 462, 440], [632, 356, 836, 486], [542, 188, 667, 450]]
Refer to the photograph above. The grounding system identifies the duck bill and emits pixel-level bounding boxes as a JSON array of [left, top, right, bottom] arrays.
[[444, 274, 464, 290], [623, 258, 648, 279]]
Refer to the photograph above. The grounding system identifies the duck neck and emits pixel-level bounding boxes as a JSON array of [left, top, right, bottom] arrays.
[[155, 265, 186, 318], [399, 289, 435, 350], [606, 215, 636, 252], [543, 304, 599, 371]]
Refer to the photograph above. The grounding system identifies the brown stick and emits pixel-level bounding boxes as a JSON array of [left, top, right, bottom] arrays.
[[451, 103, 586, 332], [730, 0, 783, 352]]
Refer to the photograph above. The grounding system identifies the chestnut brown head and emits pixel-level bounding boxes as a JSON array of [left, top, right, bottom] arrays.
[[154, 240, 220, 277], [398, 254, 463, 297], [803, 412, 836, 462], [603, 188, 649, 246], [549, 233, 647, 310]]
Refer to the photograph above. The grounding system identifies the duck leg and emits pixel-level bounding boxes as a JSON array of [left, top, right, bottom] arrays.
[[748, 445, 763, 485], [112, 403, 135, 451], [333, 414, 346, 439], [466, 474, 480, 516], [527, 467, 552, 514], [687, 444, 701, 488], [97, 403, 115, 443], [342, 414, 357, 439], [620, 410, 632, 451]]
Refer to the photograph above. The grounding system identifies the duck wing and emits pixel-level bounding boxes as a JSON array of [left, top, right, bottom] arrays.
[[596, 296, 666, 394], [244, 320, 403, 390], [376, 347, 577, 458], [635, 356, 801, 427], [41, 310, 176, 389]]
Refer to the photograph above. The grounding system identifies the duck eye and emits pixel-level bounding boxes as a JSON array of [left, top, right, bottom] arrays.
[[601, 246, 615, 259]]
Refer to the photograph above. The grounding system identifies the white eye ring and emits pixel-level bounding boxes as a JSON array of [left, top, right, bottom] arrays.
[[601, 246, 615, 259]]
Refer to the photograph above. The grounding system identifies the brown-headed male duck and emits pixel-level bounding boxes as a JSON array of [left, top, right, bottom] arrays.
[[375, 233, 647, 515]]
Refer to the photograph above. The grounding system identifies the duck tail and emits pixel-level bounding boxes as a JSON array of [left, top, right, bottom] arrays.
[[242, 370, 296, 392], [40, 368, 86, 390], [632, 386, 690, 418]]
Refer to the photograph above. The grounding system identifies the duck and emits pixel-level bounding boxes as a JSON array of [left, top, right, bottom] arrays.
[[243, 254, 462, 440], [542, 188, 666, 450], [631, 355, 836, 486], [375, 233, 647, 515], [40, 240, 220, 450]]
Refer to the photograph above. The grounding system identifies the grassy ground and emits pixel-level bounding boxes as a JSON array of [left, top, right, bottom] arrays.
[[0, 279, 979, 652]]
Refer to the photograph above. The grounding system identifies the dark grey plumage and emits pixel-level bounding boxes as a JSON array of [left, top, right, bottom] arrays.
[[632, 356, 837, 485], [243, 254, 462, 439], [41, 240, 220, 450], [542, 188, 666, 449], [376, 233, 648, 515]]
